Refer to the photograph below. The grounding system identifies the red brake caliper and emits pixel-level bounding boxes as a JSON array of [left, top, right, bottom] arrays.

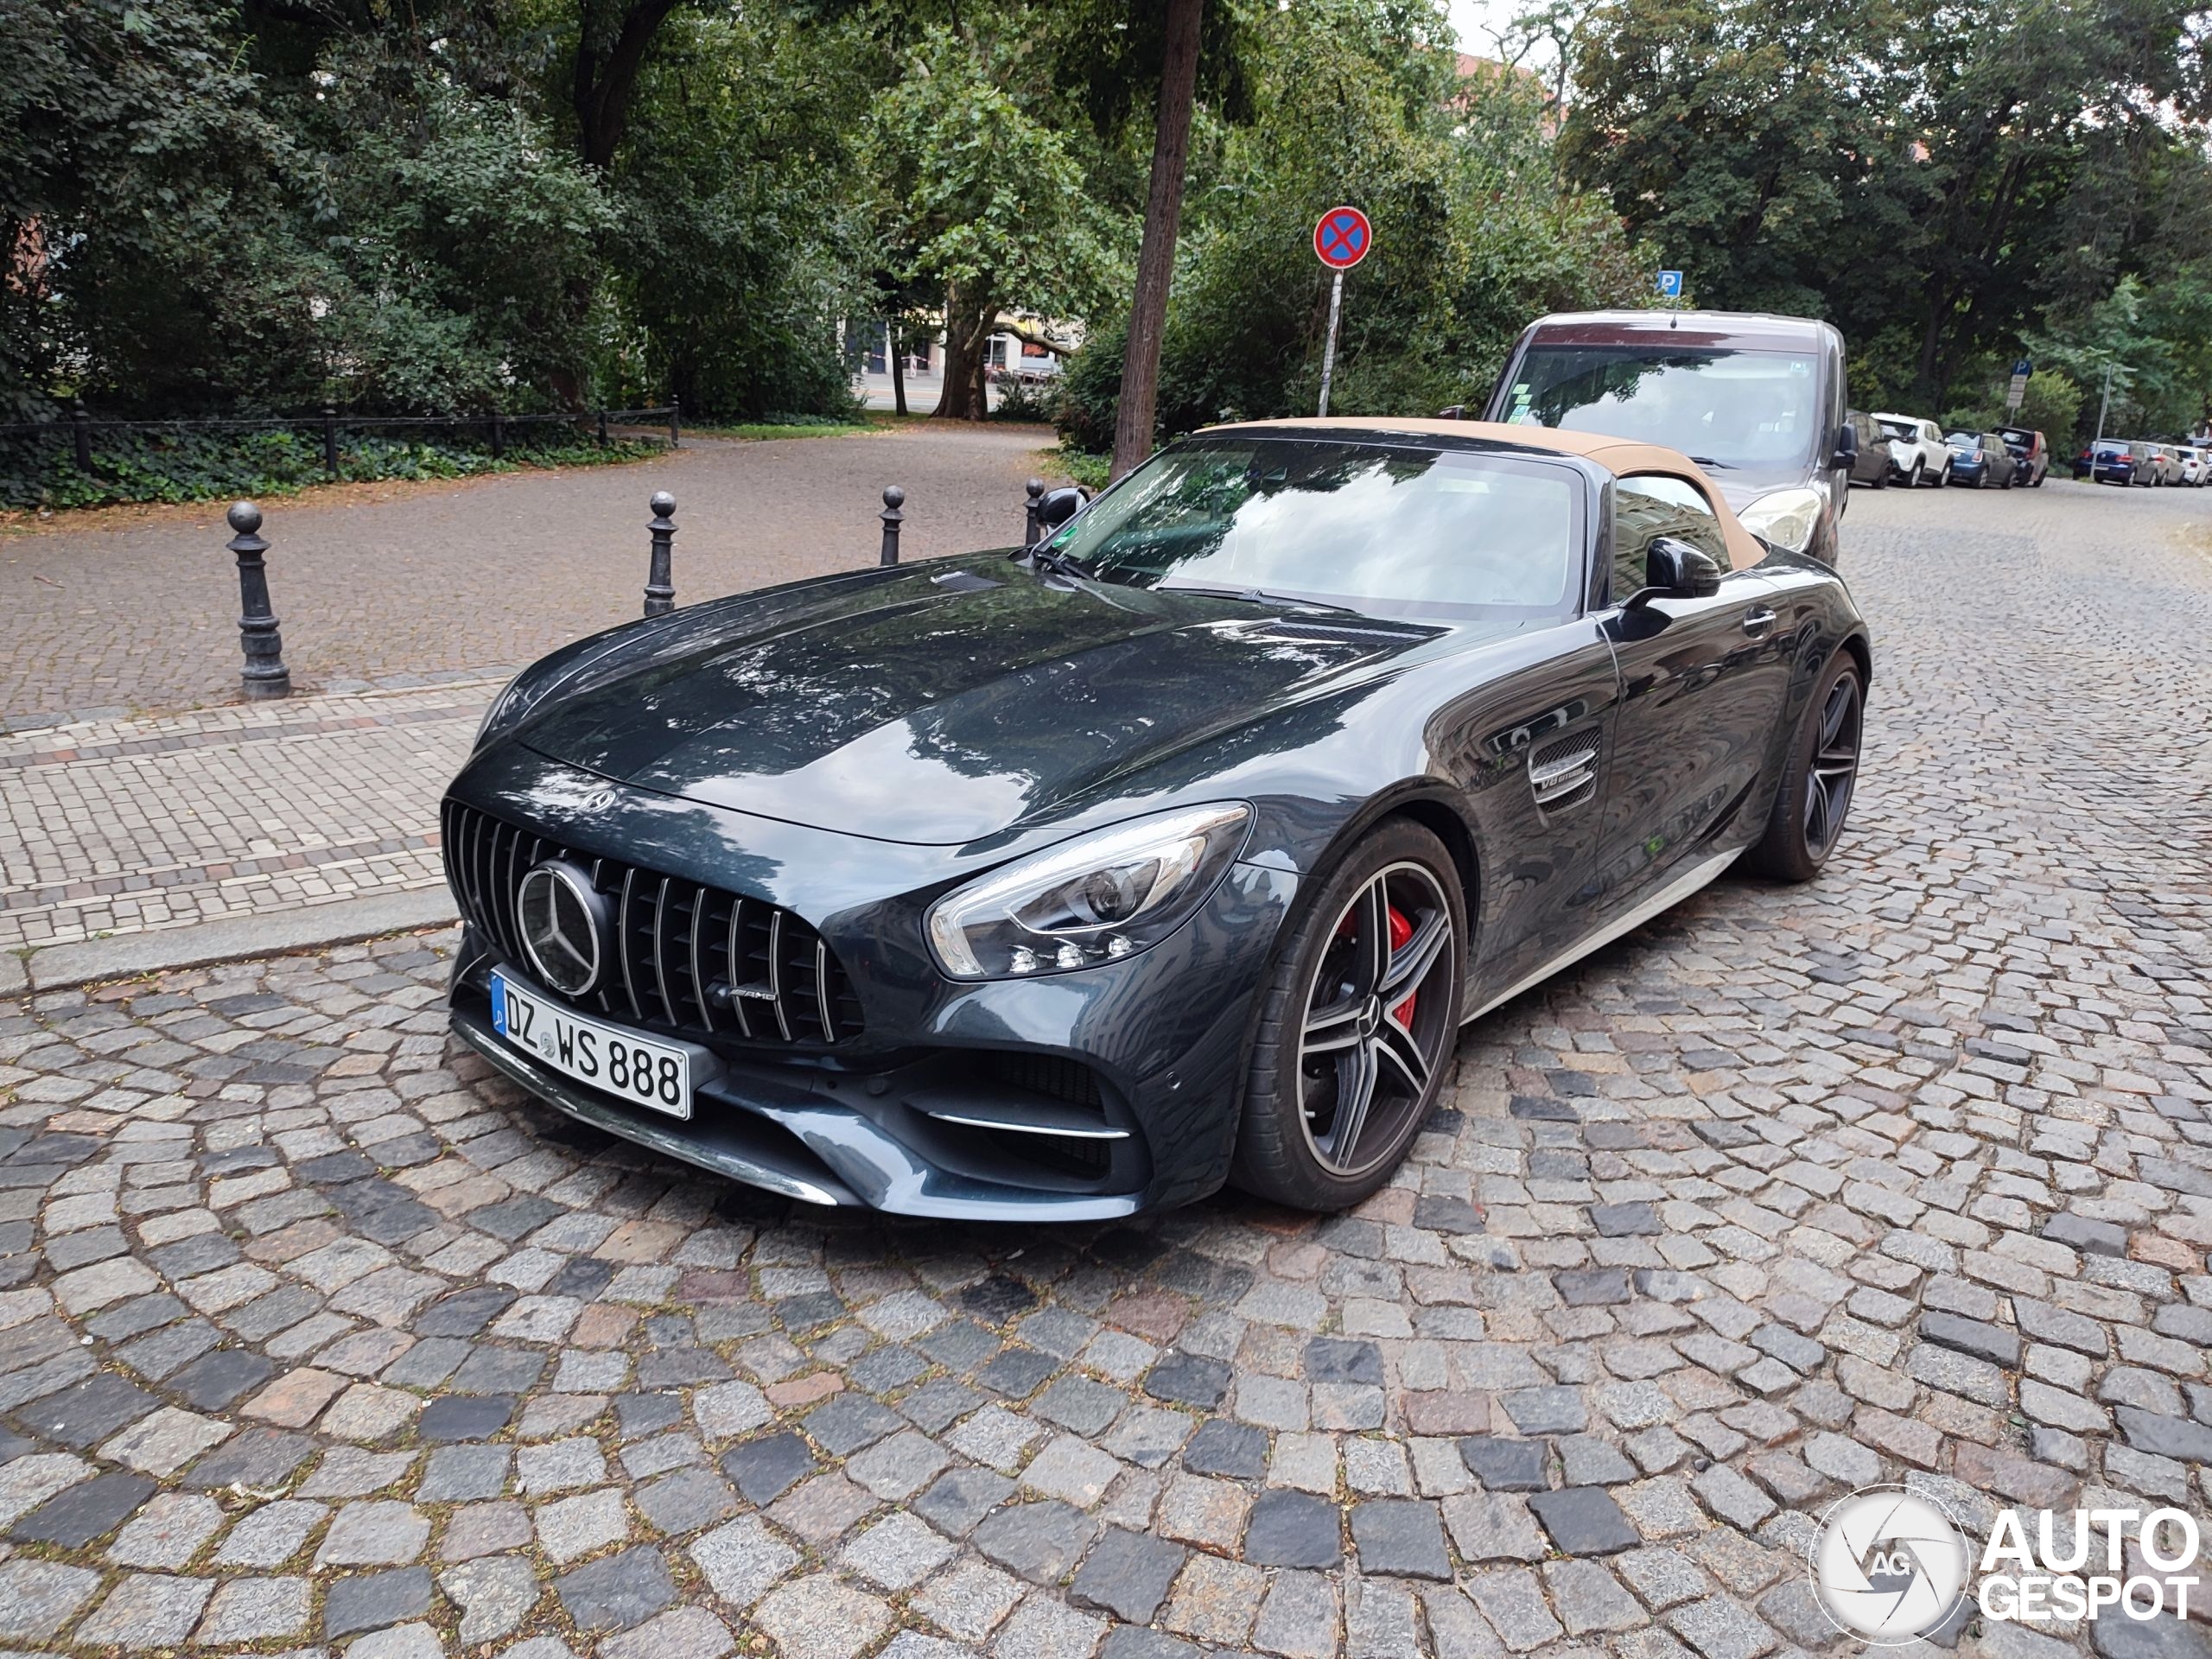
[[1386, 905, 1418, 1028]]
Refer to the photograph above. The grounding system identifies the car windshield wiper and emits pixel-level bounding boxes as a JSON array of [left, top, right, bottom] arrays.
[[1684, 454, 1733, 470], [1156, 582, 1367, 618], [1028, 542, 1093, 581]]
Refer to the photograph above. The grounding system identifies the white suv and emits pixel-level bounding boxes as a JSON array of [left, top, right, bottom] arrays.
[[1873, 414, 1949, 486]]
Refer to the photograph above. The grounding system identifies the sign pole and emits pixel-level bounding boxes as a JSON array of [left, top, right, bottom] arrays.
[[1310, 206, 1370, 417], [1318, 270, 1344, 418]]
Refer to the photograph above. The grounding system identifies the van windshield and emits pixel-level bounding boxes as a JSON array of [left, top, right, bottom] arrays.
[[1499, 345, 1820, 470]]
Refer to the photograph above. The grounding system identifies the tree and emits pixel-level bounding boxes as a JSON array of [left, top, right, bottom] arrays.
[[1112, 0, 1205, 479], [864, 22, 1122, 420]]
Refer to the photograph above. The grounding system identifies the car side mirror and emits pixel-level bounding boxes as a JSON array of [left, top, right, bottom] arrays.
[[1034, 486, 1087, 536], [1831, 423, 1859, 470], [1638, 536, 1724, 601]]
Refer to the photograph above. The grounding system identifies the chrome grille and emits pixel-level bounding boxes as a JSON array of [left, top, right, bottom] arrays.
[[442, 799, 861, 1046]]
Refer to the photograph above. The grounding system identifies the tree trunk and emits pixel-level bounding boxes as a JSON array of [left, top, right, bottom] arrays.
[[932, 283, 995, 421], [573, 0, 683, 171], [889, 320, 907, 416], [1109, 0, 1205, 480]]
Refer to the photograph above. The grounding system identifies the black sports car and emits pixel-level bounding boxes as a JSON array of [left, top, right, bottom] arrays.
[[442, 419, 1869, 1219]]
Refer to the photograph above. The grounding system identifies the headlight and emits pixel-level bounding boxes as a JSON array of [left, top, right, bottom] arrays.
[[1737, 487, 1825, 555], [926, 804, 1252, 980]]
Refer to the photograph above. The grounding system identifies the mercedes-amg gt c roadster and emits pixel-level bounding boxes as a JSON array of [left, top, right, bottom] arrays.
[[442, 418, 1869, 1219]]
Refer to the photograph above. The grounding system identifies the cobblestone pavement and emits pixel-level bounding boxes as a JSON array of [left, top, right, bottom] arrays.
[[0, 480, 2207, 1659], [0, 424, 1059, 728], [0, 685, 484, 951]]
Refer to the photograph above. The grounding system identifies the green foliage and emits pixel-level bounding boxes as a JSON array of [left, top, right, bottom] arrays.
[[0, 427, 659, 512], [1562, 0, 2212, 413], [1057, 1, 1646, 448]]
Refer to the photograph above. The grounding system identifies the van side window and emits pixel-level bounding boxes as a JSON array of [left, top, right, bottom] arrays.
[[1610, 474, 1731, 604]]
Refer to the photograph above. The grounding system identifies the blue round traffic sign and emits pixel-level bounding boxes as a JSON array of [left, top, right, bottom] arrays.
[[1314, 207, 1372, 270]]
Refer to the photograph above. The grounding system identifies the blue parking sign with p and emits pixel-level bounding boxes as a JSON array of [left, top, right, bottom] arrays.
[[1656, 270, 1684, 298]]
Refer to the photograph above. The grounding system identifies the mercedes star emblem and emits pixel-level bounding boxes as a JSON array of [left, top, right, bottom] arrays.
[[517, 861, 607, 996]]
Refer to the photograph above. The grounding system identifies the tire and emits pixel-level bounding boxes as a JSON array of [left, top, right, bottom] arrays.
[[1745, 651, 1865, 884], [1908, 461, 1924, 488], [1872, 464, 1887, 490], [1230, 818, 1465, 1211]]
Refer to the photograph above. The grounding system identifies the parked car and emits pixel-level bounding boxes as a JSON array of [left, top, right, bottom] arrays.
[[1945, 431, 2018, 488], [1484, 308, 1853, 563], [1875, 413, 1949, 486], [2085, 440, 2144, 485], [2146, 442, 2184, 485], [2172, 444, 2211, 486], [442, 418, 1870, 1217], [2126, 440, 2163, 484], [1995, 425, 2048, 486], [1846, 410, 1892, 488]]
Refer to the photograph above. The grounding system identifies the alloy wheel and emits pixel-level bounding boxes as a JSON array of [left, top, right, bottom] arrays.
[[1803, 671, 1863, 861], [1295, 862, 1456, 1178]]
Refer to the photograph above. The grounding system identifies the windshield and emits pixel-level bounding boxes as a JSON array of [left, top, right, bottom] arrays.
[[1946, 432, 1978, 448], [1877, 419, 1916, 442], [1040, 438, 1583, 620], [1497, 344, 1820, 469]]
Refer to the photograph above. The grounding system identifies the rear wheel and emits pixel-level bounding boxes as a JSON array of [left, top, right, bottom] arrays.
[[1232, 820, 1463, 1211], [1746, 652, 1864, 884]]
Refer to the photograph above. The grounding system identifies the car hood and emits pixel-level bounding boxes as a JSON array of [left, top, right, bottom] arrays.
[[517, 560, 1459, 845], [1705, 462, 1823, 510]]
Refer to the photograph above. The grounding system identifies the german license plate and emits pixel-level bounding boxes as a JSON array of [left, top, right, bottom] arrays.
[[490, 971, 691, 1120]]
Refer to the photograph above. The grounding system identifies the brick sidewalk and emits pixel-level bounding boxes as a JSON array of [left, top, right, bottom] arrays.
[[0, 682, 487, 951]]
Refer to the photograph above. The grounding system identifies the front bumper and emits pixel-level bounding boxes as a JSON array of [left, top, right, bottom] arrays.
[[442, 755, 1300, 1218]]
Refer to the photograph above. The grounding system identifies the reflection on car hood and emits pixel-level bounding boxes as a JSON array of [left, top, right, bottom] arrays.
[[518, 561, 1457, 845]]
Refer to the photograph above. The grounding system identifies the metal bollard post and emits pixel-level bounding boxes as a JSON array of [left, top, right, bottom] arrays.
[[490, 410, 505, 461], [71, 404, 92, 472], [645, 492, 677, 617], [321, 407, 340, 478], [597, 409, 609, 448], [226, 502, 292, 700], [1025, 477, 1044, 546], [670, 397, 682, 449], [880, 486, 905, 566]]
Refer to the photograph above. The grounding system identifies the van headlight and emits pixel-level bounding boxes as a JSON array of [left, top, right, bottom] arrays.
[[1738, 488, 1825, 555], [926, 804, 1252, 980]]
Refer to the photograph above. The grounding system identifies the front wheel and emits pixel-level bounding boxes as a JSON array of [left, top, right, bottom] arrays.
[[1231, 819, 1464, 1211], [1745, 652, 1864, 884], [1908, 461, 1924, 488]]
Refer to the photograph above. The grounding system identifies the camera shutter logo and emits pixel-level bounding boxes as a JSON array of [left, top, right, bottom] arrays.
[[518, 862, 607, 996], [1810, 1486, 1971, 1644]]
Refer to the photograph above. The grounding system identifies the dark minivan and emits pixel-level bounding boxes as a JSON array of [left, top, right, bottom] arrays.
[[1484, 309, 1853, 564]]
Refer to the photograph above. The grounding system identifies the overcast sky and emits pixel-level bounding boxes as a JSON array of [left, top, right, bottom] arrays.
[[1446, 0, 1526, 60]]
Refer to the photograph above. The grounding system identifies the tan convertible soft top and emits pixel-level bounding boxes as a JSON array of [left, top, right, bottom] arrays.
[[1209, 416, 1767, 571]]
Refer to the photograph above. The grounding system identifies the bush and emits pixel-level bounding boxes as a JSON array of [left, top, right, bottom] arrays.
[[991, 374, 1058, 423], [0, 424, 659, 511]]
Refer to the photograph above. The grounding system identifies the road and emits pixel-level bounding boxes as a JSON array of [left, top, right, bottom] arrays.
[[0, 423, 1061, 729], [0, 477, 2207, 1657]]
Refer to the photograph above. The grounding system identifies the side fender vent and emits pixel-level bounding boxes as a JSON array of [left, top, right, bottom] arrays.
[[1528, 730, 1599, 814]]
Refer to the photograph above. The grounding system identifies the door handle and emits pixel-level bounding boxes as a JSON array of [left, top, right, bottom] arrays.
[[1741, 607, 1777, 638]]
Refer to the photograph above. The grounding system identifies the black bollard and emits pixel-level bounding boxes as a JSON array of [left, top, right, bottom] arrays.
[[880, 486, 905, 566], [71, 404, 92, 473], [226, 501, 292, 700], [321, 407, 340, 478], [670, 396, 682, 449], [645, 492, 677, 617], [1025, 477, 1045, 546]]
